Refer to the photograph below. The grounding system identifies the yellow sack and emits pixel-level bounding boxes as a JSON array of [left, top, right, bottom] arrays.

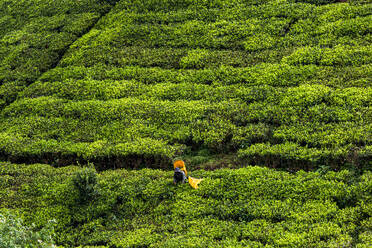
[[173, 160, 187, 176], [188, 177, 203, 189]]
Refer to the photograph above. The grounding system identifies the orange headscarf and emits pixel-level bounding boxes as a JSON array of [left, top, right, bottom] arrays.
[[173, 160, 187, 176]]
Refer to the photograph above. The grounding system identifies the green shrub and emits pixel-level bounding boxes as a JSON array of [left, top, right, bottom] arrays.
[[0, 0, 114, 112], [0, 1, 371, 247], [283, 45, 372, 66], [1, 162, 372, 247], [0, 211, 56, 248], [71, 166, 98, 203], [0, 0, 371, 170]]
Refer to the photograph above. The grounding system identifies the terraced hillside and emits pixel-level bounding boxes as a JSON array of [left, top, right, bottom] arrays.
[[0, 0, 115, 107], [1, 162, 371, 247], [0, 0, 371, 170], [0, 1, 372, 247]]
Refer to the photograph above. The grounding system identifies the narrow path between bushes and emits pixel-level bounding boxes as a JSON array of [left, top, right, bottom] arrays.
[[0, 0, 120, 112], [36, 2, 120, 86]]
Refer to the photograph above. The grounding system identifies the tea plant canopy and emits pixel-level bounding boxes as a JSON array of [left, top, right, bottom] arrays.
[[0, 0, 371, 247], [0, 0, 370, 170]]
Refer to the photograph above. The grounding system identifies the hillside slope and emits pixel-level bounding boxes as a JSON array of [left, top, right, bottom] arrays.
[[0, 0, 371, 170], [0, 0, 117, 107], [1, 162, 371, 247]]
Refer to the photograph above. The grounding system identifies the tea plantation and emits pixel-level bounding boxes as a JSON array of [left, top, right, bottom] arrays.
[[1, 162, 372, 247], [0, 0, 371, 247], [0, 0, 371, 170]]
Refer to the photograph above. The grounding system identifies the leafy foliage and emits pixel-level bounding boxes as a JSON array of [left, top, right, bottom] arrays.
[[0, 0, 371, 170], [0, 211, 56, 248], [71, 166, 98, 203], [0, 0, 115, 108], [0, 162, 371, 247]]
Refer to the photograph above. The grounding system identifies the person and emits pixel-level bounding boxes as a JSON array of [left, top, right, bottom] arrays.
[[173, 160, 203, 189], [173, 167, 187, 184], [173, 160, 187, 184]]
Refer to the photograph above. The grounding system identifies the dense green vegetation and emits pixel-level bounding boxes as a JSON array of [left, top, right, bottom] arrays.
[[0, 1, 371, 247], [0, 0, 118, 108], [0, 162, 371, 247], [0, 211, 55, 248], [0, 0, 371, 170]]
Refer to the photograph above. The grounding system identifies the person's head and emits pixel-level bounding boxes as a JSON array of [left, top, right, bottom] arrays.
[[173, 160, 187, 176], [173, 160, 185, 169]]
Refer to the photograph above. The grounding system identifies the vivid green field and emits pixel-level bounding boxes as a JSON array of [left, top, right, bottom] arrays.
[[0, 0, 371, 170], [0, 0, 371, 247], [1, 162, 372, 247]]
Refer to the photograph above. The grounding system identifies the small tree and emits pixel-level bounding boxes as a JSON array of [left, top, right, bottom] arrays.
[[71, 165, 98, 204]]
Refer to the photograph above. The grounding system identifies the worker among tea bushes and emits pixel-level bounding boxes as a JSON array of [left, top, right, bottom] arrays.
[[173, 160, 188, 184], [173, 160, 203, 189]]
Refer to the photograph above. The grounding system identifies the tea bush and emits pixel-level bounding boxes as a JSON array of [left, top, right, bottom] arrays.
[[71, 166, 98, 203], [0, 0, 371, 170], [0, 162, 371, 247], [0, 0, 115, 108]]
